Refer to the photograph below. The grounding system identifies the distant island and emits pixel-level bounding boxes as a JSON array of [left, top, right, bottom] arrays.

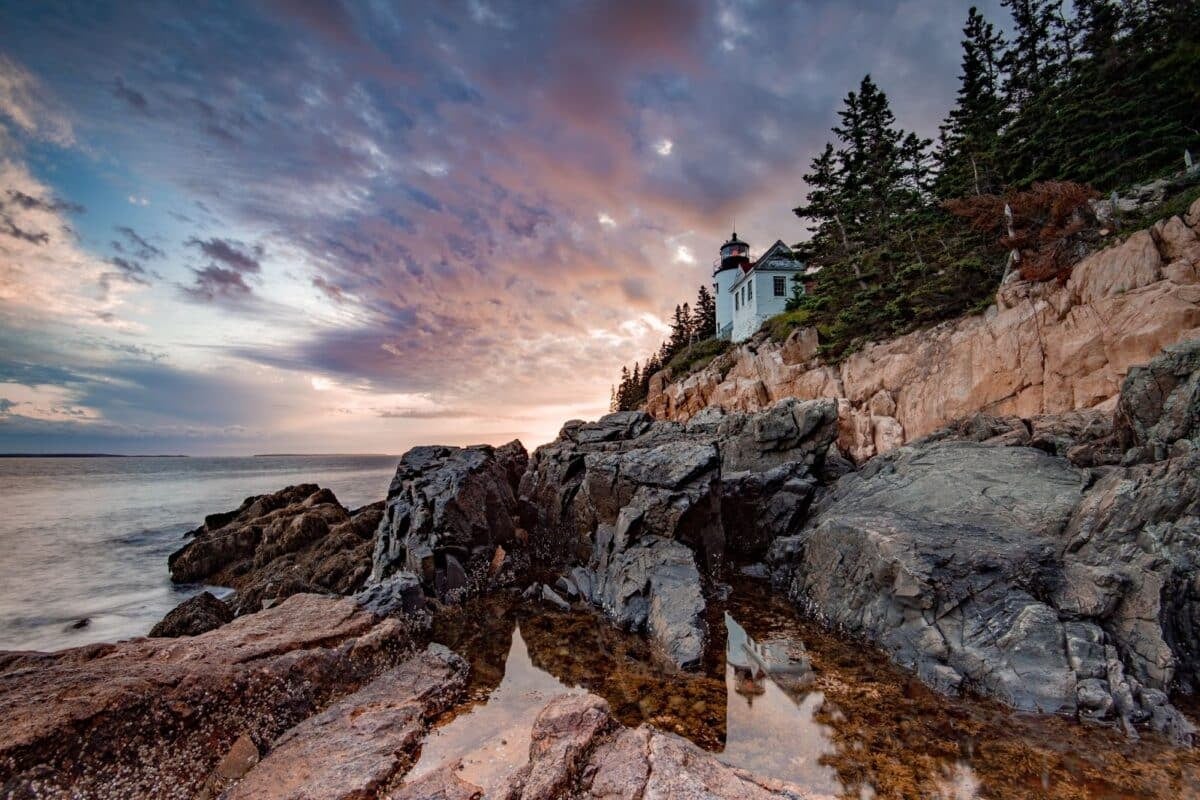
[[252, 453, 397, 458]]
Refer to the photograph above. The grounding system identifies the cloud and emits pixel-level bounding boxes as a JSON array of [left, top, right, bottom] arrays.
[[0, 54, 74, 145], [0, 159, 140, 326], [111, 77, 149, 114], [0, 0, 1002, 453], [112, 225, 164, 261], [185, 236, 263, 273], [181, 265, 254, 302], [312, 275, 345, 302], [180, 236, 265, 302]]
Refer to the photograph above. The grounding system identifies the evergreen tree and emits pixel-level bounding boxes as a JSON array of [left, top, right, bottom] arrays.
[[999, 0, 1199, 188], [827, 75, 932, 257], [793, 143, 849, 257], [667, 304, 691, 355], [936, 6, 1007, 199], [999, 0, 1063, 107], [693, 285, 717, 339], [616, 365, 631, 411]]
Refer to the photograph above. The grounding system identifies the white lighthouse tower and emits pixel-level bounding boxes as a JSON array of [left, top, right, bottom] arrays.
[[713, 232, 749, 339]]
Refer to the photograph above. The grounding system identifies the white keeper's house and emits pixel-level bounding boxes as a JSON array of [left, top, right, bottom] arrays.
[[712, 232, 807, 342]]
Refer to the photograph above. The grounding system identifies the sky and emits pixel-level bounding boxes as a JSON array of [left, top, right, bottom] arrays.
[[0, 0, 1003, 455]]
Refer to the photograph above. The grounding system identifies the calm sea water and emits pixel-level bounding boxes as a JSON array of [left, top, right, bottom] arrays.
[[0, 455, 399, 653]]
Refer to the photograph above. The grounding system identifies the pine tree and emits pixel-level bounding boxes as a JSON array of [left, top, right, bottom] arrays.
[[616, 365, 631, 411], [999, 0, 1063, 107], [693, 285, 717, 339], [936, 6, 1007, 199], [794, 143, 849, 257], [831, 76, 930, 252], [667, 304, 690, 355]]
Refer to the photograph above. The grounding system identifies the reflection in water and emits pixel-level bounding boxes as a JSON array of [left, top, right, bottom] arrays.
[[412, 608, 858, 795], [415, 583, 1199, 799], [721, 613, 841, 794], [406, 625, 583, 795]]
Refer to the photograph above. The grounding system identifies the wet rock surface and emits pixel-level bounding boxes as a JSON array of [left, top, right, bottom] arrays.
[[167, 483, 382, 616], [224, 645, 467, 800], [0, 593, 415, 798], [405, 588, 1200, 799], [499, 693, 826, 800], [369, 440, 528, 601], [518, 399, 837, 668], [770, 440, 1090, 714], [147, 589, 232, 637]]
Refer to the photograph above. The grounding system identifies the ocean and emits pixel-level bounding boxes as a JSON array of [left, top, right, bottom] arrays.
[[0, 454, 399, 653]]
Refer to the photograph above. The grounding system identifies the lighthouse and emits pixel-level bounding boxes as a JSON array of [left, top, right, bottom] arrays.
[[713, 232, 749, 338]]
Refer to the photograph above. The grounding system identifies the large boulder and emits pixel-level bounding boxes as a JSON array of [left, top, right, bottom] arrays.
[[769, 440, 1091, 713], [167, 484, 382, 615], [369, 440, 528, 601], [768, 432, 1198, 741], [0, 594, 415, 798], [148, 591, 233, 638], [1115, 337, 1200, 461], [519, 400, 837, 668], [1059, 452, 1200, 695]]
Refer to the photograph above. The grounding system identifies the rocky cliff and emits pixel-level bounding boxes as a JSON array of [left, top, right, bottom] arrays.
[[647, 198, 1200, 462]]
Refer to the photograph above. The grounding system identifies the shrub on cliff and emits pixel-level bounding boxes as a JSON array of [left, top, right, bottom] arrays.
[[946, 181, 1101, 282], [666, 336, 732, 376]]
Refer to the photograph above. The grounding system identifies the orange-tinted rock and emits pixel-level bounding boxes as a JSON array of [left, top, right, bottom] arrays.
[[225, 645, 467, 800], [0, 593, 412, 798], [195, 733, 259, 800], [646, 211, 1200, 462], [166, 484, 383, 615], [502, 693, 832, 800]]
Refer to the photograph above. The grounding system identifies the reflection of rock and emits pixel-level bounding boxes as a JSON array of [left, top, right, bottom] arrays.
[[370, 442, 528, 602], [0, 594, 413, 798], [224, 645, 467, 800], [166, 484, 382, 616]]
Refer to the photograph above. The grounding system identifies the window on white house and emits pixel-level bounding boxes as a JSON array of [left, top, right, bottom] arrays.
[[735, 292, 739, 310], [774, 275, 786, 296], [747, 281, 752, 301]]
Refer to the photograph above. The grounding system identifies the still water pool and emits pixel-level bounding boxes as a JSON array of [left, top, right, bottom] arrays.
[[414, 580, 1200, 799]]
